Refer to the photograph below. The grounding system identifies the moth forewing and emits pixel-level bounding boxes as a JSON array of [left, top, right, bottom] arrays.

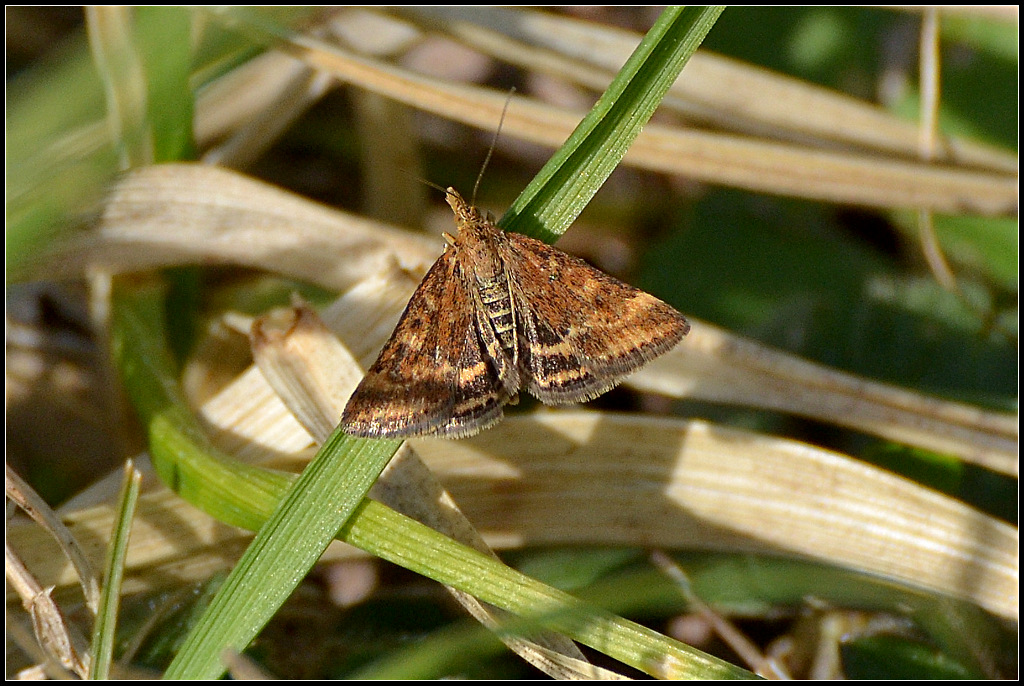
[[498, 230, 690, 405], [435, 321, 510, 438], [340, 249, 503, 438]]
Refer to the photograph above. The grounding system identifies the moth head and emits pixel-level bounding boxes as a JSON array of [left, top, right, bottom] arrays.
[[445, 187, 486, 226]]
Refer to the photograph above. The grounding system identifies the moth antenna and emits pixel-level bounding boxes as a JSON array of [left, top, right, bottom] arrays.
[[400, 170, 447, 195], [472, 87, 516, 206]]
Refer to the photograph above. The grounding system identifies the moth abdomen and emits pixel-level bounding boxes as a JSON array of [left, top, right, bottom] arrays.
[[477, 273, 517, 352]]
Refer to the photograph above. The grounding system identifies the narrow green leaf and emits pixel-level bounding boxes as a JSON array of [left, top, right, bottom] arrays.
[[88, 460, 142, 680], [110, 279, 401, 678], [110, 278, 291, 529], [134, 6, 196, 162], [500, 6, 725, 242], [163, 430, 401, 679], [841, 634, 980, 680], [345, 500, 753, 680]]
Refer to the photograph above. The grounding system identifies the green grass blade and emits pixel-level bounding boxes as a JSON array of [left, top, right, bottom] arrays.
[[500, 6, 725, 242], [134, 6, 196, 162], [347, 499, 753, 680], [163, 429, 401, 679], [87, 460, 142, 680], [110, 279, 291, 529], [110, 279, 404, 678]]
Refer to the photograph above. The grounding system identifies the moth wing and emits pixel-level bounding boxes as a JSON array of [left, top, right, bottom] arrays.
[[441, 326, 511, 438], [341, 251, 508, 438], [498, 232, 689, 404]]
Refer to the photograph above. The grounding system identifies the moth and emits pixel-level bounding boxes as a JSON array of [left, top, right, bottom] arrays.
[[340, 188, 689, 439]]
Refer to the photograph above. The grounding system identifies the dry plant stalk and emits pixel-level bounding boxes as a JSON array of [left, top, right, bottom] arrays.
[[208, 7, 1015, 216], [392, 7, 1015, 173]]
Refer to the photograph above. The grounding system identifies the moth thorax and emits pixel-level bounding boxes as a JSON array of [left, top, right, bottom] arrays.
[[478, 273, 516, 352]]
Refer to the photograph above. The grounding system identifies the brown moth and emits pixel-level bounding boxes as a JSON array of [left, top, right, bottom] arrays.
[[340, 188, 689, 439]]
